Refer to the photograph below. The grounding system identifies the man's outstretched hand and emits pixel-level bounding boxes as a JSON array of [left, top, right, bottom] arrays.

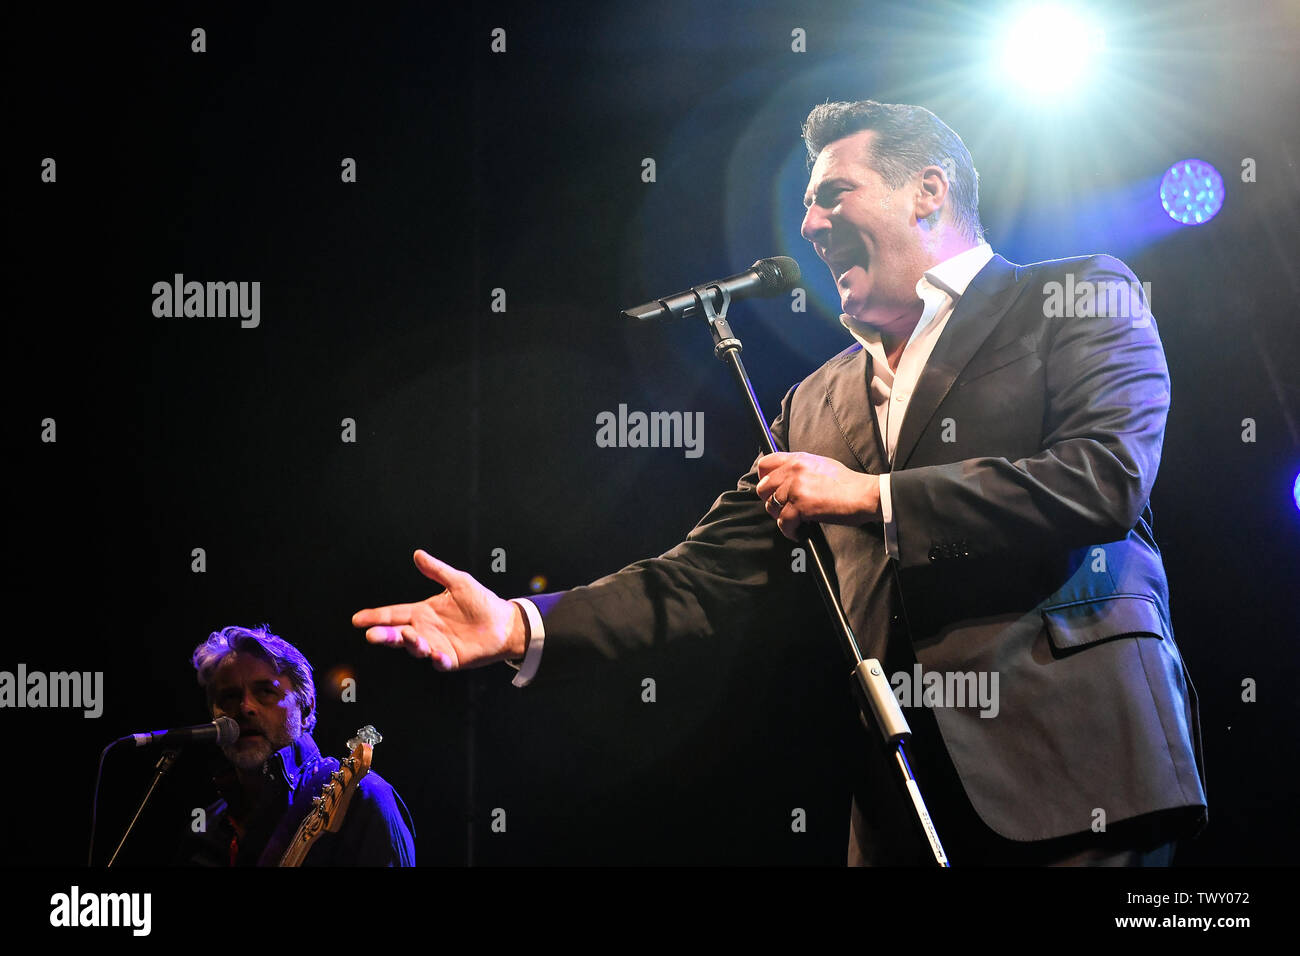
[[352, 550, 527, 671]]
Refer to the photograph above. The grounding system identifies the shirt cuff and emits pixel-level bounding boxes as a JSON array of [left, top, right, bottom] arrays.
[[880, 473, 899, 561], [506, 598, 545, 687]]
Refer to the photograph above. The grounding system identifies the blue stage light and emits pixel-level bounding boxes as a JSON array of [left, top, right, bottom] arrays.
[[1294, 471, 1300, 514], [1160, 160, 1225, 225]]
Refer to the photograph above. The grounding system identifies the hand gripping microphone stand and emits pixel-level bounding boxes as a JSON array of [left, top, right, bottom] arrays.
[[664, 280, 950, 867]]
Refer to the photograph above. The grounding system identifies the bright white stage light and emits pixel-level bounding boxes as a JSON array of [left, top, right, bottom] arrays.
[[999, 5, 1104, 98]]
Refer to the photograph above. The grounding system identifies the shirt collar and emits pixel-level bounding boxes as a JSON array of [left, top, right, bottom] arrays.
[[213, 732, 322, 808], [838, 242, 995, 351], [921, 241, 995, 301], [271, 734, 322, 791]]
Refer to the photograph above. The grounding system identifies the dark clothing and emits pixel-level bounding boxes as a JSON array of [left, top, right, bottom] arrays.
[[530, 254, 1207, 863], [187, 734, 415, 867], [846, 697, 1190, 865]]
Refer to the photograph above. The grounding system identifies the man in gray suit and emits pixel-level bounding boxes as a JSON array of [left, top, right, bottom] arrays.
[[353, 100, 1207, 865]]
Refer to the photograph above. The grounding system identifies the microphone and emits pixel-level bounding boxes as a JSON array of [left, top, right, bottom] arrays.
[[129, 716, 240, 748], [622, 256, 802, 321]]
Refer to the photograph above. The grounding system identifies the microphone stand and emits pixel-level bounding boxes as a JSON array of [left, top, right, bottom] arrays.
[[106, 747, 179, 867], [691, 284, 949, 867]]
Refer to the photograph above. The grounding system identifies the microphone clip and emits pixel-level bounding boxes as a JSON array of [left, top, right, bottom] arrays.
[[691, 283, 740, 360]]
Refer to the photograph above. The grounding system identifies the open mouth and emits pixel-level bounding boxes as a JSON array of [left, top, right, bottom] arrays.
[[826, 249, 868, 283]]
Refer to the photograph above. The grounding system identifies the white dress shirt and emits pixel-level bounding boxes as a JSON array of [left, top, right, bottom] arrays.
[[509, 243, 996, 686], [840, 242, 994, 559]]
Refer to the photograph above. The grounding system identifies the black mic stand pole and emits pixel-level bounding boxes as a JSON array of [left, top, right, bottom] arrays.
[[105, 747, 179, 867], [691, 284, 949, 867]]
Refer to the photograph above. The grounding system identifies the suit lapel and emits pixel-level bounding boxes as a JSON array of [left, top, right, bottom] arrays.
[[894, 255, 1024, 469], [822, 345, 890, 474]]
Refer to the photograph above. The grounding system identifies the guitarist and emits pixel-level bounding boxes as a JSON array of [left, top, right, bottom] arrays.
[[184, 624, 416, 866]]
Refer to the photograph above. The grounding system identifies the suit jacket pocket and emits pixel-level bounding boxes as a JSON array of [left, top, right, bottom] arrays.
[[1041, 593, 1168, 654]]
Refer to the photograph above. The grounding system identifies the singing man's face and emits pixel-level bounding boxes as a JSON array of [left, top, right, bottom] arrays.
[[209, 651, 304, 770], [800, 129, 932, 336]]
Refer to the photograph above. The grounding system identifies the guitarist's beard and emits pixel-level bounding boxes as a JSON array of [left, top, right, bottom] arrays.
[[221, 703, 304, 771]]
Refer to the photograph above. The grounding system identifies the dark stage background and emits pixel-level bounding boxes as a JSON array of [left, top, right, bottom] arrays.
[[6, 0, 1299, 874]]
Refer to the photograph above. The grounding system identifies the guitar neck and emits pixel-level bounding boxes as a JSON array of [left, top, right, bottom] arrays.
[[277, 726, 379, 867]]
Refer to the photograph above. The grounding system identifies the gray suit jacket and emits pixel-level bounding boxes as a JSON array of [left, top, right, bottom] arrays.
[[533, 253, 1208, 844]]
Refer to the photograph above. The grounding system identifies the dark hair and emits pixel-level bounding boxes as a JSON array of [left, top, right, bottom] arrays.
[[192, 623, 317, 733], [802, 100, 983, 242]]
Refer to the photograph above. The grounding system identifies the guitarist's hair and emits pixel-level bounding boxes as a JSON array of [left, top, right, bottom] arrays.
[[192, 623, 318, 733]]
